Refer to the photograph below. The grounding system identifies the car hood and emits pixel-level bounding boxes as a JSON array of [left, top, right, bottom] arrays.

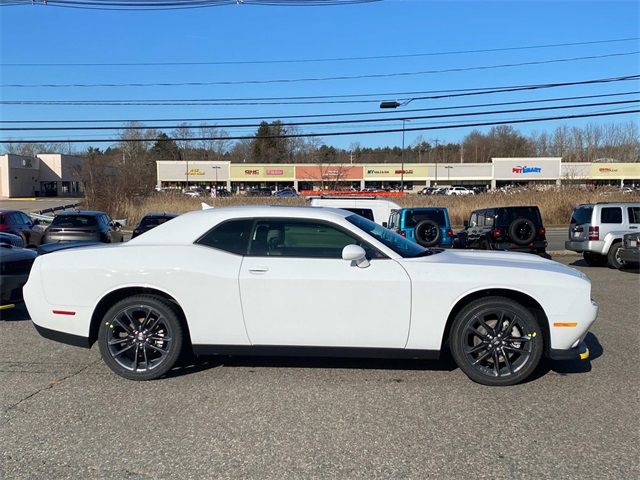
[[402, 249, 588, 280]]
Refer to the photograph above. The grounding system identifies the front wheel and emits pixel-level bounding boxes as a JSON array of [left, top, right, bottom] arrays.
[[98, 295, 184, 380], [449, 297, 543, 386], [607, 242, 625, 269]]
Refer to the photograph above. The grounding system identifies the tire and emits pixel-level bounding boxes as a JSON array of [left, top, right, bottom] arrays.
[[414, 220, 441, 247], [98, 295, 184, 380], [607, 242, 625, 269], [508, 218, 536, 246], [583, 252, 608, 267], [449, 297, 543, 386]]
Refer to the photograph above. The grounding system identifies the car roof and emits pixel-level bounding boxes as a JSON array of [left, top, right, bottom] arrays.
[[54, 210, 106, 216], [130, 206, 353, 245], [142, 212, 178, 218]]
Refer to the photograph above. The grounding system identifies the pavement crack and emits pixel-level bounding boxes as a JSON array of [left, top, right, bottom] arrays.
[[1, 359, 99, 420]]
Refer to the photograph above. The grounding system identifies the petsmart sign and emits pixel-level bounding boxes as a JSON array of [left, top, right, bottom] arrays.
[[492, 158, 561, 180]]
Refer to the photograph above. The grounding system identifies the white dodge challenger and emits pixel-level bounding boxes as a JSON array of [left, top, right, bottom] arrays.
[[25, 206, 597, 386]]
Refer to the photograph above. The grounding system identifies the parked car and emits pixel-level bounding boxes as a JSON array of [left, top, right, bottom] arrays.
[[565, 202, 640, 268], [41, 211, 124, 245], [458, 206, 547, 254], [0, 210, 44, 247], [210, 188, 232, 198], [274, 189, 299, 198], [618, 232, 640, 268], [309, 197, 401, 226], [1, 245, 37, 310], [445, 186, 475, 196], [0, 232, 26, 248], [26, 206, 597, 386], [387, 207, 454, 247], [247, 187, 273, 197], [132, 213, 178, 239]]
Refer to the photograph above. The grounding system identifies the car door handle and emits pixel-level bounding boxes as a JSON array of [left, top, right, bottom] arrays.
[[248, 266, 269, 274]]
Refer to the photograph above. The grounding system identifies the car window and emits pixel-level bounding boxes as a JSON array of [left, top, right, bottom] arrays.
[[469, 213, 478, 228], [628, 207, 640, 224], [247, 220, 379, 259], [196, 219, 253, 255], [346, 214, 430, 258], [342, 208, 375, 222], [18, 213, 32, 225], [485, 213, 495, 227], [601, 207, 622, 224], [478, 214, 485, 227], [570, 206, 594, 225], [404, 209, 446, 228], [51, 215, 98, 227], [140, 216, 174, 228]]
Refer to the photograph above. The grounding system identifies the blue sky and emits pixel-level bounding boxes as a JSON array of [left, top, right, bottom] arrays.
[[0, 0, 638, 151]]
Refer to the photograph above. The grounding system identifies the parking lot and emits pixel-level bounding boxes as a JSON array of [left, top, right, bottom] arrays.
[[0, 256, 638, 479]]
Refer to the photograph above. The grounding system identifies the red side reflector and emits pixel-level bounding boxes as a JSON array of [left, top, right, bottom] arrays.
[[492, 228, 502, 239], [446, 229, 454, 237], [399, 230, 406, 237], [52, 310, 76, 316]]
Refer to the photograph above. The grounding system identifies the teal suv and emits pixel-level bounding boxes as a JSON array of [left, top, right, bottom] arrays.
[[387, 208, 454, 247]]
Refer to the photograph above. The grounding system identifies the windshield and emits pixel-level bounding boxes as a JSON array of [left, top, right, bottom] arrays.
[[51, 215, 97, 228], [346, 214, 429, 258]]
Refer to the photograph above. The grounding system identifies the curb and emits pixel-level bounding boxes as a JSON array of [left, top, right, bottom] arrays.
[[547, 250, 580, 256]]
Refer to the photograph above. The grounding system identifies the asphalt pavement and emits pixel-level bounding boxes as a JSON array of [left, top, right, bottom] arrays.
[[1, 257, 638, 479]]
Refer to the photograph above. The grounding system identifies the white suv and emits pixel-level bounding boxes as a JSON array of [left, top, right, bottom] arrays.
[[565, 202, 640, 268], [445, 186, 474, 196]]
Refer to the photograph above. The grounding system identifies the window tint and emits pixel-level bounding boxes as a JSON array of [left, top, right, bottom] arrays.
[[469, 213, 478, 228], [601, 207, 622, 224], [497, 207, 541, 225], [485, 214, 495, 227], [248, 220, 371, 258], [140, 216, 174, 228], [404, 209, 446, 228], [342, 208, 375, 222], [18, 213, 31, 225], [51, 215, 98, 227], [570, 206, 593, 225], [478, 214, 485, 227], [628, 207, 640, 224], [196, 219, 253, 255], [346, 214, 429, 258]]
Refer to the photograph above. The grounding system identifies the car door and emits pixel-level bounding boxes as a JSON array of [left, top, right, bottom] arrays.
[[238, 218, 411, 348], [17, 212, 38, 246], [627, 206, 640, 231], [466, 212, 480, 247]]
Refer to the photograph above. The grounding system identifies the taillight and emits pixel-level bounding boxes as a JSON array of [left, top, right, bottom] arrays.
[[538, 227, 546, 237], [588, 226, 599, 241], [492, 228, 502, 239], [0, 224, 7, 232], [399, 230, 406, 237], [446, 229, 454, 237]]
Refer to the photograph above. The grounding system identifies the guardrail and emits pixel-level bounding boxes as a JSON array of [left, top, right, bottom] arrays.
[[33, 203, 80, 215]]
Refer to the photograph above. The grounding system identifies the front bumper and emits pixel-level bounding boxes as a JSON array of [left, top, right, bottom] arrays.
[[548, 340, 590, 361], [565, 240, 605, 254], [619, 248, 640, 264]]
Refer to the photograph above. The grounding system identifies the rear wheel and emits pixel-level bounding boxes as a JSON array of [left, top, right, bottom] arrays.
[[607, 242, 625, 269], [583, 252, 607, 267], [449, 297, 543, 386], [98, 295, 184, 380]]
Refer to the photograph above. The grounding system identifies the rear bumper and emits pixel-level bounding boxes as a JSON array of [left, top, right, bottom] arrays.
[[548, 340, 590, 361], [565, 240, 605, 254], [32, 323, 91, 348], [619, 248, 640, 264]]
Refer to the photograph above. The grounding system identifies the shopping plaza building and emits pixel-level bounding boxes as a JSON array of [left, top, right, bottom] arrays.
[[1, 155, 639, 198], [156, 157, 640, 193], [0, 153, 83, 198]]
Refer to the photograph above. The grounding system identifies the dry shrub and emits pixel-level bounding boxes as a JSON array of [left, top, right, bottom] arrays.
[[99, 188, 639, 228]]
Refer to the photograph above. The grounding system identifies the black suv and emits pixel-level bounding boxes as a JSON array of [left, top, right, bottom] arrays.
[[457, 206, 547, 254]]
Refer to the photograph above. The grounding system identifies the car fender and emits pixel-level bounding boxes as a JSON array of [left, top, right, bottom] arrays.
[[602, 231, 626, 253]]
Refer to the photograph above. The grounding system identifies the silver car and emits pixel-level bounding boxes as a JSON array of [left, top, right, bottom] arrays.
[[565, 202, 640, 268], [41, 211, 124, 245]]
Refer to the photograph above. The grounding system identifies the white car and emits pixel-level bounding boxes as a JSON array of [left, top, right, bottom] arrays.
[[24, 206, 597, 386], [446, 186, 475, 196]]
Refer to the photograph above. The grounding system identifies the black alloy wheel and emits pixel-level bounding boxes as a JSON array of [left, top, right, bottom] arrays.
[[415, 220, 441, 247], [607, 242, 626, 269], [98, 295, 184, 380], [450, 297, 543, 386], [508, 218, 536, 246]]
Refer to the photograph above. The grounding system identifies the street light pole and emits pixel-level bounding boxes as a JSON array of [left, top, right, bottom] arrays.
[[401, 118, 405, 192]]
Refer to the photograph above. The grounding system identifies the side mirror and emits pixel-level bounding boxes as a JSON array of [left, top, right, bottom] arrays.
[[33, 219, 40, 226], [463, 220, 469, 228], [382, 222, 388, 228], [342, 244, 370, 268], [113, 221, 122, 229]]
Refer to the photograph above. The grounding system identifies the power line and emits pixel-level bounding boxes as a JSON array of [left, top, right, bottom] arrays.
[[2, 97, 638, 132], [5, 75, 639, 106], [0, 0, 380, 11], [3, 52, 638, 88], [3, 37, 637, 67], [3, 109, 638, 144]]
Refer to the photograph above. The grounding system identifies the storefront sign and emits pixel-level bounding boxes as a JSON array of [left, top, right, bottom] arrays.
[[589, 163, 640, 179], [157, 161, 230, 181], [512, 166, 542, 174], [493, 158, 560, 179], [364, 164, 427, 179], [231, 164, 294, 180], [296, 165, 363, 181]]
